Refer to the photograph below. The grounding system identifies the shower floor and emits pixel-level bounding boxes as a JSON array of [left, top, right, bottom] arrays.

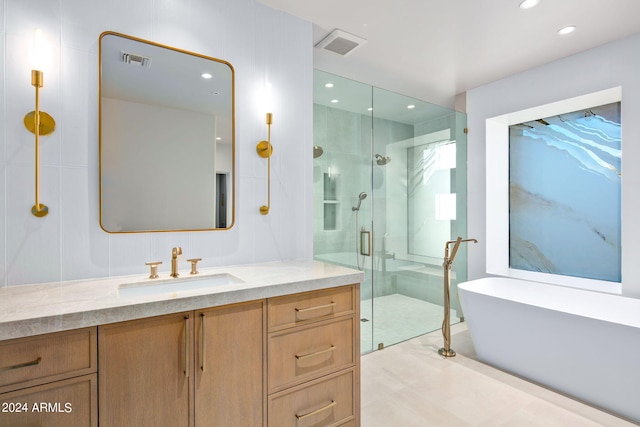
[[360, 293, 458, 353]]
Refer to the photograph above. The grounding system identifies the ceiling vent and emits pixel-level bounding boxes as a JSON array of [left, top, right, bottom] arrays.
[[121, 51, 152, 68], [315, 29, 367, 56]]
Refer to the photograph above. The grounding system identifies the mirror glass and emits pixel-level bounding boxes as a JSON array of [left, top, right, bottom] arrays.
[[99, 32, 234, 232]]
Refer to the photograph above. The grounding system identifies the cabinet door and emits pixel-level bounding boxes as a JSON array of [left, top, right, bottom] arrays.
[[195, 301, 264, 427], [0, 374, 97, 427], [98, 312, 193, 427]]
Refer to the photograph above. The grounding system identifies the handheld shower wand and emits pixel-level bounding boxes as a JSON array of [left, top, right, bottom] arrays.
[[352, 192, 367, 211]]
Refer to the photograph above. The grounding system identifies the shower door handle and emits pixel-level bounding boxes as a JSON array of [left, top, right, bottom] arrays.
[[360, 228, 371, 257]]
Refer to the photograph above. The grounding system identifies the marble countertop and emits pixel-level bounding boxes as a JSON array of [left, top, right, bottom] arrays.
[[0, 260, 363, 341]]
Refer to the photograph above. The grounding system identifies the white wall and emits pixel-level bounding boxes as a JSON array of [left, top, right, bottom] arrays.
[[0, 0, 313, 286], [467, 33, 640, 297]]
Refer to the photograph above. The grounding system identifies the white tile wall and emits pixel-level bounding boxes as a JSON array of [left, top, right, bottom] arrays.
[[0, 0, 313, 286]]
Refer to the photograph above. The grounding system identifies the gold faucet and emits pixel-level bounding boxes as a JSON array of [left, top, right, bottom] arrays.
[[439, 237, 477, 358], [170, 247, 182, 278]]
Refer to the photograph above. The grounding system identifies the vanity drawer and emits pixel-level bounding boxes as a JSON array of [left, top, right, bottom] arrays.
[[0, 328, 97, 394], [268, 285, 355, 331], [268, 317, 354, 393], [0, 374, 97, 427], [268, 368, 355, 427]]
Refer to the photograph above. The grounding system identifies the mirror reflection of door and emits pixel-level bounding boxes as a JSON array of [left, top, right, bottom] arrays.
[[216, 173, 228, 228]]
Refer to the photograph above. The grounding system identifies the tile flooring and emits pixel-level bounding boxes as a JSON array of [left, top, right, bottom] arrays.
[[360, 294, 458, 353], [361, 323, 638, 426]]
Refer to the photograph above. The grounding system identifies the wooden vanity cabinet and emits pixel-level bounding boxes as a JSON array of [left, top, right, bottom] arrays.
[[194, 301, 264, 426], [98, 311, 192, 427], [267, 284, 360, 427], [98, 300, 265, 427], [0, 327, 98, 427]]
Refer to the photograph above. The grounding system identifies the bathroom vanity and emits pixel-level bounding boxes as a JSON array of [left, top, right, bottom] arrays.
[[0, 260, 362, 427]]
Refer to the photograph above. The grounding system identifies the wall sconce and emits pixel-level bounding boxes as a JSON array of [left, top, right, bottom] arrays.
[[256, 112, 273, 215], [24, 29, 55, 217]]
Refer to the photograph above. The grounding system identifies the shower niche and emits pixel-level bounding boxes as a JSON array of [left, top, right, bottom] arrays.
[[323, 172, 339, 231], [313, 70, 468, 354]]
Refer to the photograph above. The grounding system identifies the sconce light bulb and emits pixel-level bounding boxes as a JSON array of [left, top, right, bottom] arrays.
[[262, 81, 274, 116], [30, 28, 50, 72]]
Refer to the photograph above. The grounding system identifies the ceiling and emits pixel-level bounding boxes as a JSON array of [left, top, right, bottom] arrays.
[[101, 33, 234, 144], [257, 0, 640, 108]]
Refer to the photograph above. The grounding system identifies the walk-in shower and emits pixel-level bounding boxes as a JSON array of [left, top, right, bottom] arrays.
[[313, 70, 469, 353]]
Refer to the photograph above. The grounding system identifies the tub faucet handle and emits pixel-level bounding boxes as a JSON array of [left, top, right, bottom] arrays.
[[187, 258, 202, 275], [145, 261, 163, 279]]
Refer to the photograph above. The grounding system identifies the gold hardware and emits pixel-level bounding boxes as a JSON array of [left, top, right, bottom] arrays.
[[25, 30, 56, 218], [171, 247, 182, 278], [0, 357, 42, 372], [464, 127, 469, 134], [145, 261, 162, 279], [256, 112, 273, 215], [378, 343, 384, 350], [439, 237, 477, 358], [360, 227, 372, 256], [200, 313, 206, 372], [187, 258, 202, 275], [295, 345, 336, 361], [184, 315, 190, 378], [294, 301, 337, 314], [295, 400, 336, 421]]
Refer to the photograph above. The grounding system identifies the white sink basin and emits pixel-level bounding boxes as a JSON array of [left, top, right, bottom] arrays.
[[118, 273, 243, 298]]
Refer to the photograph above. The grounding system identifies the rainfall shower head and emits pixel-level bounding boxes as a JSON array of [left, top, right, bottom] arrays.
[[352, 192, 367, 211], [375, 154, 391, 165]]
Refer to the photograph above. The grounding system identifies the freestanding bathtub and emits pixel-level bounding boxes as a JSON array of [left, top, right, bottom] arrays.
[[458, 277, 640, 423]]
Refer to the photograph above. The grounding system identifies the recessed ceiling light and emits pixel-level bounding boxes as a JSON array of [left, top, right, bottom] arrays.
[[331, 99, 339, 103], [519, 0, 540, 9], [216, 137, 221, 141], [558, 25, 576, 35], [201, 73, 213, 79], [407, 104, 415, 109], [367, 107, 373, 111], [325, 83, 334, 88]]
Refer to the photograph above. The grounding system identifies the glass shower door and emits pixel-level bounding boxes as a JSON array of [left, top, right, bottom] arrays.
[[369, 87, 468, 349], [313, 70, 468, 354], [312, 71, 375, 353]]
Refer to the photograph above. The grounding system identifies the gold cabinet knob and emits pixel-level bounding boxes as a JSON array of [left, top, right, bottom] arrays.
[[145, 261, 163, 279], [187, 258, 202, 275]]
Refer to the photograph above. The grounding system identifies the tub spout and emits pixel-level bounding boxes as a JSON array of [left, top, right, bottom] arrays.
[[439, 237, 477, 358]]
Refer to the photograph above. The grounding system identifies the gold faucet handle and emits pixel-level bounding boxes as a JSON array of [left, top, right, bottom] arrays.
[[187, 258, 202, 275], [145, 261, 163, 279]]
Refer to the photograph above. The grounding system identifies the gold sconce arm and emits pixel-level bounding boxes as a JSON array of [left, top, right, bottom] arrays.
[[24, 69, 56, 218], [256, 112, 273, 215]]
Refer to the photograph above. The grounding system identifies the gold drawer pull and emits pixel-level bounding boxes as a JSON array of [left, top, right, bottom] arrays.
[[184, 315, 190, 378], [295, 400, 336, 421], [295, 345, 336, 361], [200, 313, 206, 372], [295, 302, 336, 314], [0, 357, 42, 372]]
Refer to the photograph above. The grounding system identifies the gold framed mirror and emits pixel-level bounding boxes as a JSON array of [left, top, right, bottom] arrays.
[[99, 31, 235, 233]]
